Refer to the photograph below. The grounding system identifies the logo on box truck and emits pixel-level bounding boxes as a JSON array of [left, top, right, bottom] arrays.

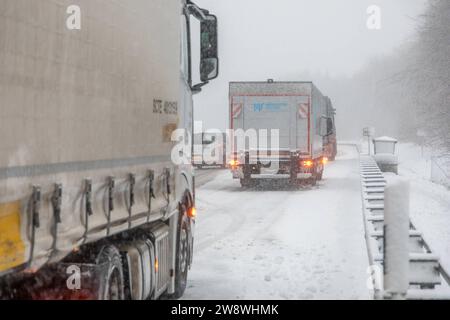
[[253, 103, 288, 112]]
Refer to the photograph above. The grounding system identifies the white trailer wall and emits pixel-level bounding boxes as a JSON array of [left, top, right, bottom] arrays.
[[0, 0, 182, 274]]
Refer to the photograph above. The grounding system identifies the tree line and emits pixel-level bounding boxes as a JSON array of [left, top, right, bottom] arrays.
[[330, 0, 449, 152]]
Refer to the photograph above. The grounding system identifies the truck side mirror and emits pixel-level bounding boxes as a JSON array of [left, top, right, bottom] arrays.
[[319, 117, 334, 137], [319, 117, 327, 137], [200, 15, 219, 82], [326, 118, 334, 136]]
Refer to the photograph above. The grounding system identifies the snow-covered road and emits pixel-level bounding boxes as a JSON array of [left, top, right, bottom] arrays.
[[184, 145, 370, 300]]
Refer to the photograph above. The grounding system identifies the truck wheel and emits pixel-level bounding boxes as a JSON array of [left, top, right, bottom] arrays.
[[289, 178, 300, 187], [240, 178, 252, 188], [330, 145, 337, 161], [172, 207, 190, 299], [317, 169, 324, 181], [97, 246, 125, 300], [309, 176, 317, 186]]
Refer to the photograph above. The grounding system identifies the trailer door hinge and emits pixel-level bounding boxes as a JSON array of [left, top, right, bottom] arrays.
[[51, 184, 63, 224]]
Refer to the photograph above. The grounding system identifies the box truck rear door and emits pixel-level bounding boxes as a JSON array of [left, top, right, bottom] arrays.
[[242, 96, 292, 151]]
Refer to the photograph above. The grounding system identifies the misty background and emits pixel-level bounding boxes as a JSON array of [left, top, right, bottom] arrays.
[[193, 0, 449, 151]]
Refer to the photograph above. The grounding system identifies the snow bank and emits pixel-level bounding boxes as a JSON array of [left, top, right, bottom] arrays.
[[397, 143, 450, 277], [384, 176, 410, 298], [397, 143, 431, 180], [431, 155, 450, 188], [375, 137, 398, 142]]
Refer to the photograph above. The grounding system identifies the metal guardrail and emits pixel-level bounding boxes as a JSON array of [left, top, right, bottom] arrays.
[[359, 155, 450, 300]]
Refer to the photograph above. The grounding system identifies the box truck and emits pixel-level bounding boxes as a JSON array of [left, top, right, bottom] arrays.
[[193, 133, 227, 169], [229, 81, 333, 187], [0, 0, 219, 300]]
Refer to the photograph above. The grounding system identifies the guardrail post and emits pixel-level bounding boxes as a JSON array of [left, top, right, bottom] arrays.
[[384, 177, 410, 299]]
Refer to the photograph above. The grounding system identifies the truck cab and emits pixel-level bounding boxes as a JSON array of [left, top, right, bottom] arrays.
[[323, 97, 337, 161]]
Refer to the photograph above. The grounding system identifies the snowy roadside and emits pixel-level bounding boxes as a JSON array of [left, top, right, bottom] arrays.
[[396, 143, 450, 273]]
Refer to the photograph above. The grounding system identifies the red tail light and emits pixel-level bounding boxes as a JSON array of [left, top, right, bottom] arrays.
[[302, 160, 314, 168]]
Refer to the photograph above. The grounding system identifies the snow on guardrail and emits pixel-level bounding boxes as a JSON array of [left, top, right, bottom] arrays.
[[359, 155, 450, 300]]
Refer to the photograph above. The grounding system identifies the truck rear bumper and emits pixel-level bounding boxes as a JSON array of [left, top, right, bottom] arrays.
[[251, 174, 290, 179], [231, 162, 315, 180], [249, 173, 312, 179], [296, 173, 313, 179]]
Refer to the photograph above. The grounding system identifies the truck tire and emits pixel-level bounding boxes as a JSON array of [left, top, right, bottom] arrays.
[[330, 144, 337, 161], [97, 246, 125, 300], [309, 175, 317, 186], [240, 178, 249, 187], [172, 206, 190, 299], [317, 166, 324, 181]]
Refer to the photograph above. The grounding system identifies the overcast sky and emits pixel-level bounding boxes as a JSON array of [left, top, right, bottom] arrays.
[[193, 0, 427, 131]]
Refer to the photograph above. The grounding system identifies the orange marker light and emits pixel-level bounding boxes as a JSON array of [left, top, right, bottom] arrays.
[[155, 258, 159, 273], [229, 159, 240, 167], [229, 159, 241, 169], [188, 207, 197, 219], [322, 157, 329, 165], [302, 160, 314, 168]]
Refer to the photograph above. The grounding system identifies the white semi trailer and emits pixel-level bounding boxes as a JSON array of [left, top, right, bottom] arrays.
[[0, 0, 219, 300], [229, 81, 334, 187]]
